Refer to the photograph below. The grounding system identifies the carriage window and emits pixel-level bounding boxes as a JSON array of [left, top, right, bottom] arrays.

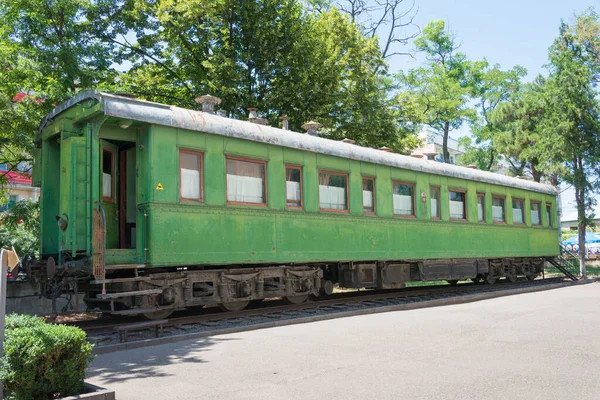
[[286, 166, 302, 209], [226, 157, 266, 205], [180, 150, 203, 201], [430, 187, 440, 219], [477, 193, 485, 222], [512, 198, 524, 224], [531, 202, 541, 225], [393, 182, 414, 217], [102, 148, 114, 201], [546, 203, 552, 227], [449, 190, 466, 220], [492, 197, 505, 223], [319, 171, 348, 211], [362, 177, 375, 213]]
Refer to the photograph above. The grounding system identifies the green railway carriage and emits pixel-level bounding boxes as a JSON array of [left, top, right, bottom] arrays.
[[32, 91, 559, 318]]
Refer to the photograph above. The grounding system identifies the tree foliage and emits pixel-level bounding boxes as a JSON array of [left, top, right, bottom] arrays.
[[397, 20, 480, 162], [97, 1, 411, 148]]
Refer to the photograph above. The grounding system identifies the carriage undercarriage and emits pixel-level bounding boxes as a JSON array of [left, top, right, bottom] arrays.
[[62, 256, 545, 320]]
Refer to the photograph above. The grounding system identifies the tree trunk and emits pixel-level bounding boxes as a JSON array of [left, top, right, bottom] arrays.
[[531, 161, 541, 182], [574, 157, 587, 278], [442, 120, 450, 164]]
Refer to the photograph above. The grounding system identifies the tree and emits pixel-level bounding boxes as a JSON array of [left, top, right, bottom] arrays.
[[101, 1, 413, 149], [461, 63, 527, 171], [0, 0, 116, 195], [334, 0, 420, 62], [485, 76, 551, 182], [397, 20, 479, 163], [540, 10, 600, 277]]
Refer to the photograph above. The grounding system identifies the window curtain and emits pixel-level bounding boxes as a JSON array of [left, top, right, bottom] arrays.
[[477, 202, 484, 221], [513, 208, 524, 224], [531, 209, 540, 225], [227, 175, 264, 203], [363, 190, 374, 209], [450, 200, 464, 219], [181, 168, 200, 199], [103, 173, 111, 198], [393, 194, 412, 215], [431, 198, 438, 217], [492, 205, 504, 222], [286, 181, 301, 202], [319, 185, 346, 210]]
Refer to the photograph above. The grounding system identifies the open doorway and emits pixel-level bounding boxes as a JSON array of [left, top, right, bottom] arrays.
[[100, 140, 136, 249]]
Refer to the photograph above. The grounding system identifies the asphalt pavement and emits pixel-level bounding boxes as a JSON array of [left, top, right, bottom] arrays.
[[87, 282, 600, 400]]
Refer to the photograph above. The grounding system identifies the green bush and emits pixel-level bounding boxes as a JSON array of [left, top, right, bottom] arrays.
[[0, 314, 94, 400]]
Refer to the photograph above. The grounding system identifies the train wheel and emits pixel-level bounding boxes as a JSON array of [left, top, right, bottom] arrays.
[[471, 277, 481, 283], [526, 274, 537, 281], [283, 294, 309, 305], [447, 280, 459, 286], [484, 274, 497, 285], [219, 300, 250, 312]]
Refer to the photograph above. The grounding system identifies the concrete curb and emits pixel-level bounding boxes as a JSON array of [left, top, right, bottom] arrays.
[[93, 278, 597, 355], [58, 383, 115, 400]]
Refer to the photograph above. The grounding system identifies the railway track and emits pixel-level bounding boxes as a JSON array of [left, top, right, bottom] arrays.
[[75, 276, 581, 351]]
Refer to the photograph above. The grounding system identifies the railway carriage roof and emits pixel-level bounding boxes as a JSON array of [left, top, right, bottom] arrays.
[[39, 91, 557, 196]]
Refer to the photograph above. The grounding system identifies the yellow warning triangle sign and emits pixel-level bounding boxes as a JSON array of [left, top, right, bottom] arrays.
[[156, 183, 164, 191]]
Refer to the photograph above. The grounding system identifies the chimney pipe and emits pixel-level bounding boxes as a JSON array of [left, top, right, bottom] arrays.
[[195, 95, 222, 114], [279, 116, 290, 130], [301, 121, 322, 137]]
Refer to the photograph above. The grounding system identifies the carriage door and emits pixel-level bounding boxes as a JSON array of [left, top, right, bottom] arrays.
[[100, 141, 137, 249], [100, 141, 119, 249]]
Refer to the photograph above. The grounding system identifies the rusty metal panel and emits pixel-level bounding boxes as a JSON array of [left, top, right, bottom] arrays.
[[93, 208, 105, 280]]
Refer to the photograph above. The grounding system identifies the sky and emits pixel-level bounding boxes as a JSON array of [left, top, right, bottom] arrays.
[[387, 0, 599, 222]]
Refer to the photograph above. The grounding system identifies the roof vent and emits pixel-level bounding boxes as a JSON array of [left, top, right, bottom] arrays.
[[378, 146, 392, 152], [248, 107, 258, 120], [342, 138, 355, 144], [410, 151, 425, 159], [279, 116, 290, 130], [467, 164, 478, 169], [301, 121, 322, 137], [248, 108, 269, 125], [195, 95, 221, 114]]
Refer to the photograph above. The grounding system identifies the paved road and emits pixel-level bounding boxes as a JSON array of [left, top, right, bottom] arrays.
[[87, 283, 600, 399]]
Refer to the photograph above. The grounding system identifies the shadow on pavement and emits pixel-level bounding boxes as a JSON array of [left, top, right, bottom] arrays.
[[87, 336, 239, 384]]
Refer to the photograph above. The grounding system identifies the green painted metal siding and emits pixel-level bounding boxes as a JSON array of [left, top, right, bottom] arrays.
[[58, 137, 88, 255], [137, 125, 559, 267]]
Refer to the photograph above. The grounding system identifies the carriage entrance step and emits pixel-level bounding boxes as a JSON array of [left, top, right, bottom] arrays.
[[104, 264, 146, 271], [95, 288, 163, 300]]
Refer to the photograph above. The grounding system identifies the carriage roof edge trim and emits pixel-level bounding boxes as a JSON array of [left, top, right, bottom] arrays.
[[39, 90, 558, 196]]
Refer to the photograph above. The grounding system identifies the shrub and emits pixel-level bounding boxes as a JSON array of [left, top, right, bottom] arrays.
[[0, 314, 94, 400]]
